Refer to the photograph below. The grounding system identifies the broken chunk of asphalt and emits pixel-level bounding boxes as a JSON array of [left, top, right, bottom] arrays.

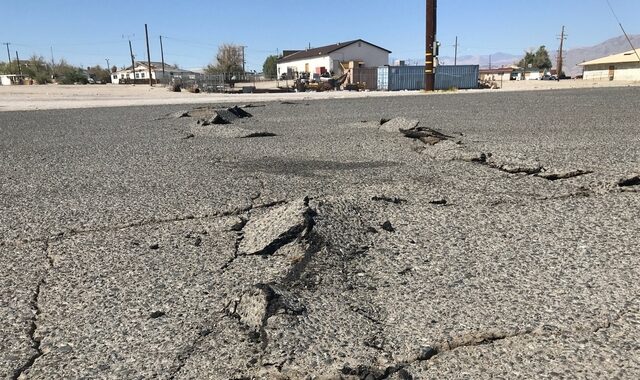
[[379, 117, 420, 133], [199, 112, 231, 126], [371, 195, 407, 204], [238, 197, 315, 256], [618, 175, 640, 187], [401, 126, 454, 145], [231, 284, 305, 333], [381, 220, 395, 232], [191, 106, 253, 125], [149, 243, 160, 250], [228, 105, 252, 118], [429, 199, 447, 205]]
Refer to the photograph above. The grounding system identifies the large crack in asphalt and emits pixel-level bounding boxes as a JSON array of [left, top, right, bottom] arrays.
[[11, 239, 53, 380], [170, 197, 316, 378]]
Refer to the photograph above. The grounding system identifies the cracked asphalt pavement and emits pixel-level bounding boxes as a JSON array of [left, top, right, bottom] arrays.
[[1, 88, 640, 379]]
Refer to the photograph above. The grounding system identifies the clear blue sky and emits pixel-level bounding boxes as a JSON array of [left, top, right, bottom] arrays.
[[1, 0, 638, 70]]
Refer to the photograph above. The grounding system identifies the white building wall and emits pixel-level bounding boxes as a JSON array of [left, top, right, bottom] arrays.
[[276, 41, 390, 78], [582, 62, 640, 81], [277, 56, 331, 78], [329, 42, 390, 68]]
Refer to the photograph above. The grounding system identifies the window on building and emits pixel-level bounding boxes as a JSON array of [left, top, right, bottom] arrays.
[[135, 73, 140, 79], [113, 75, 117, 79], [141, 72, 145, 78]]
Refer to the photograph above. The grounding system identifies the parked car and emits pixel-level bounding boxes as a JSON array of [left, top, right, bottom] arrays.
[[540, 74, 558, 81]]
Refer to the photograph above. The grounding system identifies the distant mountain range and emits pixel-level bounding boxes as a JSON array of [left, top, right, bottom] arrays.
[[418, 34, 640, 77], [560, 34, 640, 77], [437, 52, 520, 68]]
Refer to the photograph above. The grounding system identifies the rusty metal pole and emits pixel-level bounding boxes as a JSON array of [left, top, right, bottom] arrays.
[[424, 0, 437, 92], [145, 24, 153, 86]]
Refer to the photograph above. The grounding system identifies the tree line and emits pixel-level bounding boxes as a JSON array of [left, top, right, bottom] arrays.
[[0, 55, 116, 84]]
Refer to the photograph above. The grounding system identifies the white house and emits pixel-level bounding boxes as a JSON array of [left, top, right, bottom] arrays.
[[111, 61, 199, 84], [578, 49, 640, 81], [277, 39, 391, 79]]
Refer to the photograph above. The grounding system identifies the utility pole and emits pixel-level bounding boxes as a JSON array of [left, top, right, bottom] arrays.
[[15, 51, 22, 75], [159, 36, 166, 83], [50, 46, 56, 77], [128, 39, 136, 85], [557, 25, 566, 79], [105, 58, 110, 71], [424, 0, 437, 92], [489, 55, 492, 70], [3, 43, 11, 73], [241, 45, 247, 74], [145, 24, 153, 86], [453, 36, 458, 66]]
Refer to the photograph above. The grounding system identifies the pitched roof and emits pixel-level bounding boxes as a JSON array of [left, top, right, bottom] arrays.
[[277, 39, 391, 63], [134, 61, 181, 70], [578, 49, 640, 66]]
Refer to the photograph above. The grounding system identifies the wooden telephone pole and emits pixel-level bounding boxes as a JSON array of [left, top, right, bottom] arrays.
[[145, 24, 153, 86], [557, 26, 566, 79], [424, 0, 437, 91]]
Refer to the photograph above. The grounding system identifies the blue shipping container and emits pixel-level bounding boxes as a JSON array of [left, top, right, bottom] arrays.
[[435, 65, 479, 90], [377, 65, 479, 91]]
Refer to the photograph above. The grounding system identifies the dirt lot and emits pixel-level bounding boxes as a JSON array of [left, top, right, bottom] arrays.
[[1, 79, 638, 112]]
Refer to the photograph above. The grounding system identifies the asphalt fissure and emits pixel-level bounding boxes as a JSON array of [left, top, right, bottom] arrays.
[[12, 239, 53, 380]]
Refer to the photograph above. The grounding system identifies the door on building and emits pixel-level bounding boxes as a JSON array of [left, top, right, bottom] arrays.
[[609, 65, 615, 81]]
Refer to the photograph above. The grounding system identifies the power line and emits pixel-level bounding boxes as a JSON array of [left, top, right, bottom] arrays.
[[605, 0, 640, 63]]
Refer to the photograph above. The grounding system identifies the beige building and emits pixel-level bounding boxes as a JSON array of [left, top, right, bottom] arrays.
[[578, 49, 640, 81]]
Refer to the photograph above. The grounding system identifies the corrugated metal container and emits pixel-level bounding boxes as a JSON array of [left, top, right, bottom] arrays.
[[352, 67, 378, 90], [377, 66, 389, 91], [435, 65, 479, 90], [377, 65, 479, 91], [389, 66, 425, 91]]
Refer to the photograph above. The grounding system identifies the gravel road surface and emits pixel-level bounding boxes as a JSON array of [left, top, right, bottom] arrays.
[[1, 88, 639, 379]]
